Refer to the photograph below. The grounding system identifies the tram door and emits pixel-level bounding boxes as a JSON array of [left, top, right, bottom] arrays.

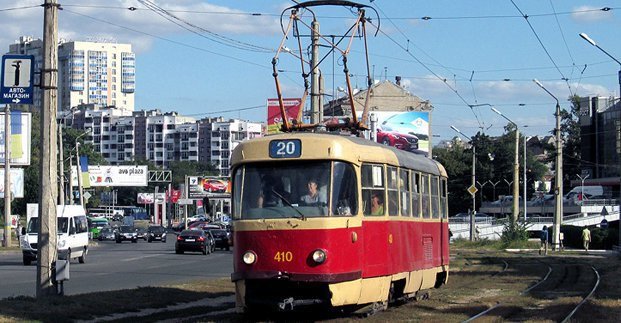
[[361, 164, 389, 275]]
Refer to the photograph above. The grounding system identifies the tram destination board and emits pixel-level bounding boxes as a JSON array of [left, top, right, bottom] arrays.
[[269, 139, 301, 158]]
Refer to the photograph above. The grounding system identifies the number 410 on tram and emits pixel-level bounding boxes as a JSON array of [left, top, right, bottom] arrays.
[[230, 132, 450, 313]]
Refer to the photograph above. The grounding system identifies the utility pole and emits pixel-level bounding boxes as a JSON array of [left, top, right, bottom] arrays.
[[38, 0, 59, 298], [534, 79, 563, 251], [450, 126, 477, 241], [76, 142, 83, 208], [3, 105, 11, 247], [58, 122, 64, 205], [310, 19, 320, 124]]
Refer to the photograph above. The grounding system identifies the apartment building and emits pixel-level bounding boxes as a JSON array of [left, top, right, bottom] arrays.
[[66, 107, 263, 176], [7, 36, 135, 111]]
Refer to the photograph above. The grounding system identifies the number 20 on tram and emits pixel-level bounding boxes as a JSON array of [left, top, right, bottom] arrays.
[[230, 132, 450, 313]]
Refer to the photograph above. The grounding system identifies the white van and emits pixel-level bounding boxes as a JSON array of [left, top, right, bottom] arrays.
[[564, 186, 605, 202], [20, 204, 90, 266]]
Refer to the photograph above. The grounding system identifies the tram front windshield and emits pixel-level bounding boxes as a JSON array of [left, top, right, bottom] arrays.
[[234, 161, 357, 219]]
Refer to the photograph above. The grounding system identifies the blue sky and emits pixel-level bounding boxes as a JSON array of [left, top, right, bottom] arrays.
[[1, 1, 619, 142]]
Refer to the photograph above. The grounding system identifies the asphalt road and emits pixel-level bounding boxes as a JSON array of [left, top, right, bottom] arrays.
[[0, 233, 233, 299]]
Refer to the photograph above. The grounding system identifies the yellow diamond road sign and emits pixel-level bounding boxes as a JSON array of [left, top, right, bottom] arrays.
[[467, 185, 478, 196]]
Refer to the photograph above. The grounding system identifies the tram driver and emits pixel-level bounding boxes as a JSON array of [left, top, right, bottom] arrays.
[[300, 178, 326, 206]]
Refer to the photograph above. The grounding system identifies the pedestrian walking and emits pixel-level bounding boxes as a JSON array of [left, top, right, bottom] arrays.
[[582, 226, 591, 252], [539, 225, 548, 255]]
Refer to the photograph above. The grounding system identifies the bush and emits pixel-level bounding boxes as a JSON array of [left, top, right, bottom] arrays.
[[560, 224, 619, 250], [500, 219, 529, 244]]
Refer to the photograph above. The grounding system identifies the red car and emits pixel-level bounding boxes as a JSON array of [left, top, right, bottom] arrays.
[[203, 179, 227, 192], [376, 125, 419, 151]]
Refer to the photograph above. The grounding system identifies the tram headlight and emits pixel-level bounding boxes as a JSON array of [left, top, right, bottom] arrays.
[[311, 249, 327, 264], [242, 251, 257, 265]]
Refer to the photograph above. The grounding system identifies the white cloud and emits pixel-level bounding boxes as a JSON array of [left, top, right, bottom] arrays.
[[0, 0, 280, 55], [571, 6, 613, 23]]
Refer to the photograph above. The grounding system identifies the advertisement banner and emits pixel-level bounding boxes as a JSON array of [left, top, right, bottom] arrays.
[[137, 192, 154, 204], [0, 112, 31, 166], [187, 176, 230, 199], [71, 165, 148, 187], [267, 98, 302, 134], [0, 168, 24, 198], [371, 111, 431, 157]]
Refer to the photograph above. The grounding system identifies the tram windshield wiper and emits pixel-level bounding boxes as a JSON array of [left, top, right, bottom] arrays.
[[271, 188, 306, 220]]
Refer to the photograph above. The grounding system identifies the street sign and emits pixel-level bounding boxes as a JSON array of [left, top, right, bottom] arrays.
[[1, 55, 35, 105], [467, 185, 478, 196]]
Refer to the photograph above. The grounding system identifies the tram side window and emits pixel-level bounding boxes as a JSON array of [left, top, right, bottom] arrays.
[[362, 164, 385, 216], [331, 162, 358, 216], [421, 174, 431, 218], [400, 168, 411, 217], [412, 172, 420, 218], [387, 166, 399, 216], [232, 168, 243, 220], [431, 175, 440, 219], [440, 178, 448, 219]]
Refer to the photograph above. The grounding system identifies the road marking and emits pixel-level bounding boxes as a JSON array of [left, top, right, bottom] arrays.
[[121, 254, 163, 262]]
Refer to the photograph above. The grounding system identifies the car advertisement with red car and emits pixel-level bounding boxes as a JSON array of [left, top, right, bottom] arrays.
[[371, 111, 430, 156], [187, 176, 230, 199]]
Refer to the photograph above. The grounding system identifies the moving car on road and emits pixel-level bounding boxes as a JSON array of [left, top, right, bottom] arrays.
[[175, 229, 214, 255], [115, 225, 138, 243], [98, 227, 116, 241], [207, 229, 231, 251], [147, 225, 167, 243]]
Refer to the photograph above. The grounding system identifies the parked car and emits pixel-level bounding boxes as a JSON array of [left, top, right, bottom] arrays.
[[175, 229, 214, 255], [136, 227, 148, 241], [115, 225, 138, 243], [450, 212, 493, 222], [97, 227, 116, 241], [203, 179, 227, 193], [208, 229, 231, 251], [147, 225, 167, 243], [376, 124, 419, 152], [528, 194, 555, 206], [491, 196, 523, 206]]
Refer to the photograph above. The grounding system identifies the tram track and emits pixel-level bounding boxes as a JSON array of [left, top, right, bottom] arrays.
[[464, 257, 601, 322]]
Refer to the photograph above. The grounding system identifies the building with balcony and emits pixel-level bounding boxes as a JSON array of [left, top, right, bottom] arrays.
[[7, 36, 135, 111]]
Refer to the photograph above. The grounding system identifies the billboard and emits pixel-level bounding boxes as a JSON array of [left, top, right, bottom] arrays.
[[72, 165, 148, 187], [267, 98, 303, 134], [0, 112, 31, 166], [187, 176, 229, 199], [0, 168, 24, 198], [371, 111, 431, 157], [137, 192, 165, 205]]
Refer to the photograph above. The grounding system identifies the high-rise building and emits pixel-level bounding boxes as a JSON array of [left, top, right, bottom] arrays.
[[7, 36, 135, 111]]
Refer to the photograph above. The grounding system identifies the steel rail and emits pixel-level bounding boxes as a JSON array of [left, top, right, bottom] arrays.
[[561, 265, 600, 323]]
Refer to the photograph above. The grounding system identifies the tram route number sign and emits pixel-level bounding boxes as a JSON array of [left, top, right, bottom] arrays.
[[1, 55, 35, 105], [269, 139, 301, 158]]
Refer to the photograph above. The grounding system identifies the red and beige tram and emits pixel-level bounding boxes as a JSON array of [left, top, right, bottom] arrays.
[[230, 132, 449, 312]]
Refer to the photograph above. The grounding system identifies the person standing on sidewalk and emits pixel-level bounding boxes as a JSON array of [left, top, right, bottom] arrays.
[[581, 226, 591, 252]]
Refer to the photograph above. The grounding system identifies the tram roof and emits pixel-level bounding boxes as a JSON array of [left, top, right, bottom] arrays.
[[232, 132, 446, 177]]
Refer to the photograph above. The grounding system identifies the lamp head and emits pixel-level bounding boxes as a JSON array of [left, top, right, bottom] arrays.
[[579, 33, 597, 46]]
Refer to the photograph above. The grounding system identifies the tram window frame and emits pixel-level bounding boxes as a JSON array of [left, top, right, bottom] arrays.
[[412, 172, 420, 218], [362, 163, 385, 217], [431, 175, 440, 219], [421, 174, 431, 219], [387, 166, 399, 216], [331, 161, 358, 217], [232, 167, 243, 220], [440, 177, 448, 219], [399, 168, 411, 217]]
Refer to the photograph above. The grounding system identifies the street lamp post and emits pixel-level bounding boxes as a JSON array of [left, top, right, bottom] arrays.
[[491, 107, 520, 224], [533, 79, 563, 251], [579, 32, 621, 248], [577, 174, 590, 203], [488, 180, 500, 201], [451, 125, 477, 241]]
